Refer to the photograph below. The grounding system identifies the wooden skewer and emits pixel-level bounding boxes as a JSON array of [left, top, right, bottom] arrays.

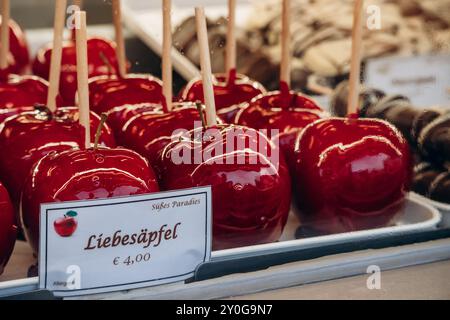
[[195, 7, 217, 127], [0, 0, 10, 70], [347, 0, 364, 115], [280, 0, 291, 87], [225, 0, 236, 78], [162, 0, 173, 111], [46, 0, 67, 112], [112, 0, 127, 77], [75, 11, 91, 149]]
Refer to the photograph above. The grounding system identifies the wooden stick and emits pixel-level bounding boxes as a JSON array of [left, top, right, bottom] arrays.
[[46, 0, 67, 112], [162, 0, 173, 111], [195, 7, 217, 127], [225, 0, 236, 77], [112, 0, 127, 77], [347, 0, 364, 115], [0, 0, 10, 70], [75, 11, 91, 149], [280, 0, 291, 86]]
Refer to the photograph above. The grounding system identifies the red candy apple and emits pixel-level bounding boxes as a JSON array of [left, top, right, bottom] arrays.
[[89, 74, 165, 114], [53, 211, 78, 237], [21, 146, 160, 253], [121, 102, 215, 167], [88, 74, 165, 138], [179, 71, 266, 123], [0, 73, 62, 123], [32, 37, 121, 105], [103, 103, 163, 145], [0, 106, 116, 207], [294, 117, 412, 234], [235, 85, 326, 169], [0, 181, 16, 275], [0, 18, 30, 75], [159, 124, 291, 250]]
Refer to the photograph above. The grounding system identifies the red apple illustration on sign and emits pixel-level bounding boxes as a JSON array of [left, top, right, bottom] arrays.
[[54, 210, 78, 237]]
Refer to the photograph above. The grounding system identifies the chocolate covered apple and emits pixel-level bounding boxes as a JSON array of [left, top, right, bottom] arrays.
[[179, 0, 266, 123], [0, 181, 16, 275]]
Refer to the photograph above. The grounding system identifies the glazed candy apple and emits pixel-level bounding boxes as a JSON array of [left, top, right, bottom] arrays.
[[0, 73, 62, 123], [235, 85, 326, 169], [0, 181, 16, 275], [32, 37, 120, 105], [0, 106, 115, 206], [159, 124, 291, 250], [0, 18, 29, 75], [89, 74, 164, 114], [88, 74, 165, 138], [179, 71, 266, 123], [294, 116, 412, 234], [121, 102, 214, 167], [21, 146, 160, 253]]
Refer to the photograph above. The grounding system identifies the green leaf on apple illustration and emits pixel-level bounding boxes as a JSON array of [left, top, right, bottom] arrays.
[[66, 210, 78, 217]]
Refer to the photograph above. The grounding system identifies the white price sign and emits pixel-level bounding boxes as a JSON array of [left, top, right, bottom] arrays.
[[365, 54, 450, 108], [38, 187, 212, 297]]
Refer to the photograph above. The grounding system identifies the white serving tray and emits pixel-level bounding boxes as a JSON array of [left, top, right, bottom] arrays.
[[212, 194, 442, 261], [0, 193, 441, 298], [121, 0, 252, 81], [410, 192, 450, 227]]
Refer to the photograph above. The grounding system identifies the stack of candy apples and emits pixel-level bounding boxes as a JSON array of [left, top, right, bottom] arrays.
[[0, 0, 414, 278]]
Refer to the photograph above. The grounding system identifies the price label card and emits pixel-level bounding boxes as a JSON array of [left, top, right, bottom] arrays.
[[365, 54, 450, 108], [38, 187, 212, 297]]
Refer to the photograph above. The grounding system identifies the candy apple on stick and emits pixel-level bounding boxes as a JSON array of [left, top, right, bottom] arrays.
[[0, 0, 29, 75], [0, 181, 16, 275], [293, 0, 412, 234], [21, 11, 160, 254], [121, 0, 219, 162], [159, 7, 291, 250], [235, 0, 326, 170], [0, 0, 61, 123], [179, 0, 266, 123], [87, 0, 165, 139], [32, 1, 121, 105], [0, 1, 115, 209]]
